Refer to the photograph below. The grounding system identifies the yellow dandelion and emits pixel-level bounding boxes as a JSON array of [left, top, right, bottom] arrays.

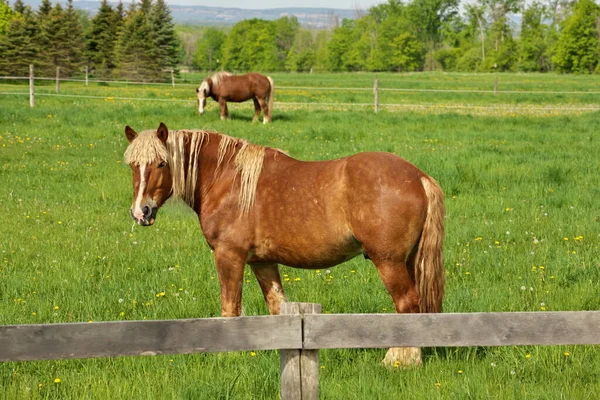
[[53, 305, 59, 310], [458, 370, 463, 374], [320, 365, 326, 369], [564, 352, 571, 357], [475, 237, 482, 241], [525, 354, 531, 359], [156, 291, 166, 297], [393, 361, 401, 368], [250, 352, 257, 357], [563, 237, 569, 241], [38, 384, 43, 388], [54, 378, 61, 383], [435, 382, 441, 387], [465, 271, 471, 275], [119, 312, 125, 317], [294, 277, 301, 281]]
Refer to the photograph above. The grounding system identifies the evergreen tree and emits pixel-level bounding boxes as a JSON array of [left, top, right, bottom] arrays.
[[36, 0, 56, 75], [553, 0, 600, 73], [0, 5, 39, 76], [85, 0, 118, 77], [13, 0, 25, 14], [63, 0, 84, 76], [114, 2, 159, 80], [150, 0, 180, 77]]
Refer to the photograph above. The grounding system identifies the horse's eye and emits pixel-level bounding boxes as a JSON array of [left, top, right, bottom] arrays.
[[157, 161, 166, 168]]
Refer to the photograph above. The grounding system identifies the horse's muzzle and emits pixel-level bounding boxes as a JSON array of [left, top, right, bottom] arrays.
[[130, 206, 158, 226]]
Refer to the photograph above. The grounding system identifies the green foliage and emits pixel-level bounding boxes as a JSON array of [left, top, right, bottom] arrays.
[[553, 0, 600, 73], [222, 19, 278, 71], [1, 0, 600, 77], [327, 19, 355, 72], [192, 27, 225, 71], [518, 2, 552, 72], [285, 29, 315, 72], [0, 0, 12, 35]]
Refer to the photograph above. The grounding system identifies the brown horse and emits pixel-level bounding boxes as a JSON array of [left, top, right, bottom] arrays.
[[196, 72, 274, 123], [124, 122, 444, 367]]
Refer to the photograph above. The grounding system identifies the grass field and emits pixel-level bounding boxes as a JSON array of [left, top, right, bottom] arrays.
[[0, 72, 599, 399]]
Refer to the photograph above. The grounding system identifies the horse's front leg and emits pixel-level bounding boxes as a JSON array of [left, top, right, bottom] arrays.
[[250, 263, 287, 314], [214, 248, 246, 316], [218, 99, 229, 120]]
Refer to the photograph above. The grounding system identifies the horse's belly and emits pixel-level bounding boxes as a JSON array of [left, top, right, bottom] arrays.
[[249, 233, 363, 269]]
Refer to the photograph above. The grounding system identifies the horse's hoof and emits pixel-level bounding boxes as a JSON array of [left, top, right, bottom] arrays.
[[382, 347, 422, 369]]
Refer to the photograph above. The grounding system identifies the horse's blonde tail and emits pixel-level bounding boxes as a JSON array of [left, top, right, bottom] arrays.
[[266, 76, 274, 121], [415, 175, 445, 313]]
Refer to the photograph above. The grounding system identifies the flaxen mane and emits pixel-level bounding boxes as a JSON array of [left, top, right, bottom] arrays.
[[209, 71, 233, 89], [124, 129, 267, 213]]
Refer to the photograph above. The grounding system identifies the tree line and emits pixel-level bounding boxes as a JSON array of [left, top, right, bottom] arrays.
[[0, 0, 599, 79], [193, 0, 599, 74], [0, 0, 179, 80]]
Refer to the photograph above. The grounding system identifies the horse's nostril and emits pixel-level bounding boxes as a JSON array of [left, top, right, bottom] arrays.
[[143, 206, 151, 218]]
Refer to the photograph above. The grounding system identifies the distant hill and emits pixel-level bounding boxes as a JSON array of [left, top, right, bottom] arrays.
[[21, 1, 360, 28]]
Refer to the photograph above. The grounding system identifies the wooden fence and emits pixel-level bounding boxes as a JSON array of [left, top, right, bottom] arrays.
[[1, 303, 599, 400]]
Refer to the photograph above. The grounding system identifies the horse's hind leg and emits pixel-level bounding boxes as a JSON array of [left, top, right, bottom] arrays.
[[258, 98, 270, 124], [371, 256, 422, 367], [252, 99, 261, 123], [250, 264, 287, 314]]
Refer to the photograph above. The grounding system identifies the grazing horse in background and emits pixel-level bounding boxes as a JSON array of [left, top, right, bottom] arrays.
[[124, 122, 444, 367], [196, 72, 274, 123]]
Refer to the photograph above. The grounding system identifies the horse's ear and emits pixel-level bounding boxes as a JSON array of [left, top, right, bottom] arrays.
[[125, 126, 137, 143], [156, 122, 168, 144]]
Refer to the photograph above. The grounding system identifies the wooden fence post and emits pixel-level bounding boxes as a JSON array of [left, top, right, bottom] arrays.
[[373, 76, 379, 113], [171, 69, 175, 88], [29, 64, 34, 108], [85, 66, 89, 87], [56, 66, 60, 93], [280, 302, 321, 400], [494, 73, 498, 95]]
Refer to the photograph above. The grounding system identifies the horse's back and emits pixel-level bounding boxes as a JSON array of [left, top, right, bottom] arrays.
[[251, 151, 429, 267], [220, 73, 270, 101]]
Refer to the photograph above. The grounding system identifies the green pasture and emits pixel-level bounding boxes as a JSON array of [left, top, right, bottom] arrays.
[[0, 72, 599, 399], [2, 71, 600, 109]]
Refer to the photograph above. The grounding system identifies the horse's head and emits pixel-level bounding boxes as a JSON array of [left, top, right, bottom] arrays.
[[196, 80, 211, 115], [124, 122, 173, 226]]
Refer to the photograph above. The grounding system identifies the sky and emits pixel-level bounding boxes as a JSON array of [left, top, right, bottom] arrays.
[[163, 0, 384, 10]]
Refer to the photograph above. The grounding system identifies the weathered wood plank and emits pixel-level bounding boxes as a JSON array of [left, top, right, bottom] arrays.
[[0, 315, 302, 362], [303, 311, 600, 349], [299, 303, 321, 400], [280, 303, 321, 400]]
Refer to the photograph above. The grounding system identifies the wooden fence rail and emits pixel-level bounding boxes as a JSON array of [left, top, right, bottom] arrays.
[[1, 305, 599, 400]]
